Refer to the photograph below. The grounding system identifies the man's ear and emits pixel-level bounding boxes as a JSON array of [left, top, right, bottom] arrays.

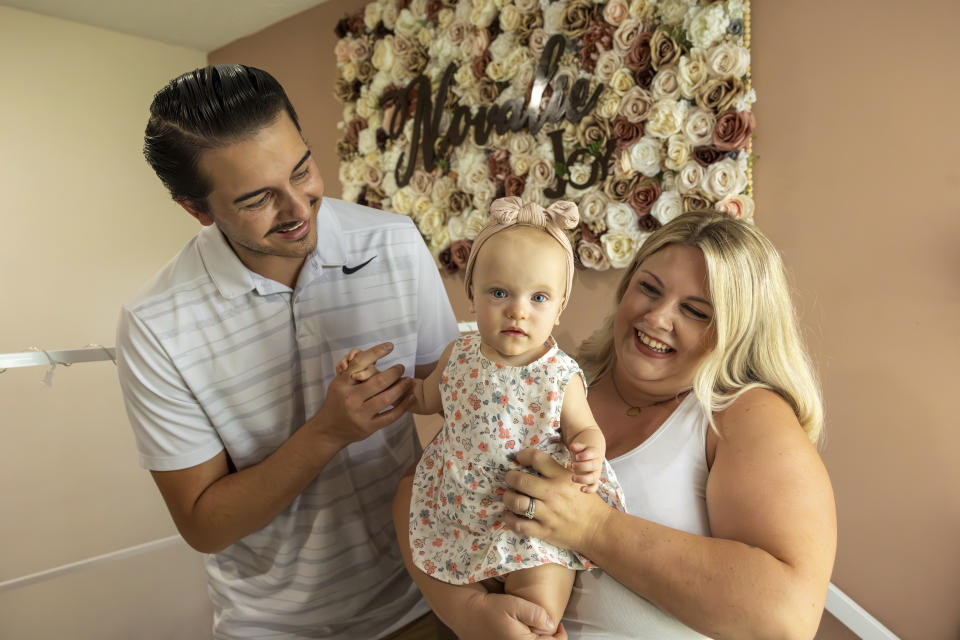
[[176, 198, 215, 226]]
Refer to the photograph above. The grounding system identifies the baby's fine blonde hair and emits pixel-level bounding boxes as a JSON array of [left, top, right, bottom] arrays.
[[578, 210, 825, 444]]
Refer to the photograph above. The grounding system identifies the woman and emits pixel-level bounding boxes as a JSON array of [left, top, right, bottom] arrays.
[[392, 210, 837, 639]]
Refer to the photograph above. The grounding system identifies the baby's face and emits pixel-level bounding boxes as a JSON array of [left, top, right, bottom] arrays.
[[470, 227, 568, 367]]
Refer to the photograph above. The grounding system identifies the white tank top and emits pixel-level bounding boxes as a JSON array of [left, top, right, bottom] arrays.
[[563, 393, 712, 639]]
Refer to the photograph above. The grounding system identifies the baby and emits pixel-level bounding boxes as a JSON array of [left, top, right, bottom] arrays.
[[339, 196, 624, 630]]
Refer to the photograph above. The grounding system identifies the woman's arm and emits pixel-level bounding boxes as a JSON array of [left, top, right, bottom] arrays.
[[504, 389, 836, 640], [392, 474, 565, 640]]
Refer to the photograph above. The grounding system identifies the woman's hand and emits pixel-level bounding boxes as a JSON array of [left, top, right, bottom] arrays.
[[502, 448, 615, 552], [457, 591, 568, 640]]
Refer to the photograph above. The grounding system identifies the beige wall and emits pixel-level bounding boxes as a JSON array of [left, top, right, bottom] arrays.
[[212, 1, 960, 638], [0, 6, 211, 639]]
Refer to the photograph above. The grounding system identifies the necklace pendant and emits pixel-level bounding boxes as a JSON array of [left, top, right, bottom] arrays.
[[626, 406, 642, 417]]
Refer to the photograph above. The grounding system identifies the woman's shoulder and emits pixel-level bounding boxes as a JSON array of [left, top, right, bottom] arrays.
[[712, 387, 807, 443]]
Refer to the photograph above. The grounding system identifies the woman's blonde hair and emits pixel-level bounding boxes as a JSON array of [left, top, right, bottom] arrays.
[[578, 210, 824, 444]]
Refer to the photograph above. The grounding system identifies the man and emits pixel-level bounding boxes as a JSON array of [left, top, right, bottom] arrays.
[[117, 64, 458, 639]]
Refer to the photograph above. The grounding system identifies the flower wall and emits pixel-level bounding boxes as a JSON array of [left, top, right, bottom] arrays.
[[334, 0, 754, 271]]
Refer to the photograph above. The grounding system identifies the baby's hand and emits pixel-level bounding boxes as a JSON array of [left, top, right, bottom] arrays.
[[336, 349, 377, 382], [568, 443, 602, 493]]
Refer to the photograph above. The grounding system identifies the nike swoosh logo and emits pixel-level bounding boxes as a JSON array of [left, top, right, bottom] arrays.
[[342, 255, 376, 274]]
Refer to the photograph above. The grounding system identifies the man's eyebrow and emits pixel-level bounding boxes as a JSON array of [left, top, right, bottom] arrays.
[[232, 150, 312, 205], [640, 270, 713, 307]]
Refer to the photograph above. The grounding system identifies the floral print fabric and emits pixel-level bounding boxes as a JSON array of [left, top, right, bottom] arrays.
[[409, 333, 625, 584]]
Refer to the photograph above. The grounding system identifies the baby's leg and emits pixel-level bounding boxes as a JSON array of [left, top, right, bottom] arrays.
[[504, 564, 576, 632]]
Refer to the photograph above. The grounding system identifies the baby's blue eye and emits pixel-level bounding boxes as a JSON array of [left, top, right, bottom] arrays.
[[532, 293, 548, 303], [491, 288, 507, 299]]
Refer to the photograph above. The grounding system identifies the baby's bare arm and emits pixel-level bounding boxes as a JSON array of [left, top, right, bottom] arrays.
[[560, 374, 606, 493]]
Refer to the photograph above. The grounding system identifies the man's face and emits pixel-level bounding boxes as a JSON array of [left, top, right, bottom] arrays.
[[186, 111, 324, 281]]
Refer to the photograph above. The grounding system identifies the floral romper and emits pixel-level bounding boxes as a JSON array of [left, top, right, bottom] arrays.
[[408, 332, 625, 584]]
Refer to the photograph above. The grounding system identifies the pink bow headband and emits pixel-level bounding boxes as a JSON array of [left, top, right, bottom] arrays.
[[463, 196, 580, 311]]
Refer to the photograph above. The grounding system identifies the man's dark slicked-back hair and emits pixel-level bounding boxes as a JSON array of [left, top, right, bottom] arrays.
[[143, 64, 302, 209]]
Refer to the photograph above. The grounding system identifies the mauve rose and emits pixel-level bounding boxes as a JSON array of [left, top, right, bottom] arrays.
[[682, 193, 711, 212], [336, 138, 354, 161], [637, 213, 662, 232], [693, 145, 726, 167], [613, 116, 643, 150], [427, 0, 443, 22], [345, 117, 366, 148], [487, 149, 511, 182], [604, 174, 639, 202], [449, 239, 473, 269], [696, 76, 746, 113], [619, 86, 653, 123], [579, 21, 615, 73], [504, 174, 526, 197], [448, 190, 472, 214], [650, 30, 681, 70], [577, 240, 611, 270], [624, 32, 652, 74], [613, 19, 642, 55], [438, 247, 457, 273], [561, 0, 595, 39], [472, 49, 491, 79], [579, 222, 599, 244], [577, 116, 612, 149], [629, 179, 662, 215], [712, 109, 756, 152]]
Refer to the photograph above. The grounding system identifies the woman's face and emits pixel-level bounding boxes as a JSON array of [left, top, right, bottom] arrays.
[[613, 243, 716, 393]]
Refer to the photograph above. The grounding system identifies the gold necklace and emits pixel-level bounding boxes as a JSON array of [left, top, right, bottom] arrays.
[[609, 372, 690, 417]]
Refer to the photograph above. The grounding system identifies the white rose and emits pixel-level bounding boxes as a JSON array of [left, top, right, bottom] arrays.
[[500, 4, 522, 31], [437, 8, 454, 28], [651, 67, 682, 101], [683, 107, 716, 146], [447, 214, 468, 242], [391, 186, 417, 215], [676, 160, 704, 194], [686, 5, 729, 49], [734, 87, 758, 111], [413, 195, 434, 222], [521, 181, 547, 206], [515, 0, 538, 13], [628, 0, 655, 20], [659, 0, 693, 25], [651, 190, 683, 224], [340, 61, 357, 82], [432, 176, 456, 203], [473, 179, 497, 209], [601, 231, 639, 269], [543, 2, 566, 35], [342, 184, 362, 203], [395, 9, 421, 38], [607, 202, 640, 233], [527, 157, 556, 186], [486, 60, 508, 83], [645, 99, 688, 139], [357, 127, 377, 156], [707, 43, 750, 78], [431, 226, 451, 249], [701, 158, 748, 200], [628, 136, 662, 177], [577, 240, 611, 270], [505, 48, 532, 78]]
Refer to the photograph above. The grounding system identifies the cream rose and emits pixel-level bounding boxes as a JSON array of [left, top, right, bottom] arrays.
[[609, 68, 636, 96], [335, 39, 351, 63], [515, 0, 539, 13], [676, 160, 704, 194], [543, 2, 565, 35], [357, 127, 377, 155], [391, 186, 417, 215], [664, 134, 692, 172], [613, 18, 643, 55], [509, 154, 531, 177], [651, 190, 683, 224], [701, 158, 748, 200], [579, 190, 610, 225], [432, 176, 456, 204], [465, 209, 489, 236], [628, 136, 662, 177], [683, 107, 716, 146], [603, 0, 630, 26], [372, 37, 395, 71], [678, 48, 708, 99], [601, 231, 639, 269], [364, 3, 383, 30], [645, 99, 688, 139], [619, 86, 653, 123], [707, 43, 751, 78], [528, 157, 556, 186], [381, 3, 398, 29], [659, 0, 692, 24], [594, 51, 623, 85], [500, 4, 522, 31], [470, 0, 498, 28], [652, 67, 682, 101], [528, 28, 549, 56], [447, 214, 468, 242], [395, 9, 420, 39], [472, 179, 497, 209], [520, 182, 547, 206], [412, 195, 434, 222]]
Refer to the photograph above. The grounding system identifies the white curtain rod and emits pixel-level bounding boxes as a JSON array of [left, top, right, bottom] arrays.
[[0, 346, 116, 370]]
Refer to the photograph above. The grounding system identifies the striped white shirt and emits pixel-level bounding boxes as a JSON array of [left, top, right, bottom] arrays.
[[117, 198, 458, 639]]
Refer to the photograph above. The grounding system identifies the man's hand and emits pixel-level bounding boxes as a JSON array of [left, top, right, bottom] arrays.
[[311, 342, 414, 448]]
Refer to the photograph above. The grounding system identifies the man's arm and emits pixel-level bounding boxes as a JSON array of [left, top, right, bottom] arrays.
[[148, 343, 413, 553]]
